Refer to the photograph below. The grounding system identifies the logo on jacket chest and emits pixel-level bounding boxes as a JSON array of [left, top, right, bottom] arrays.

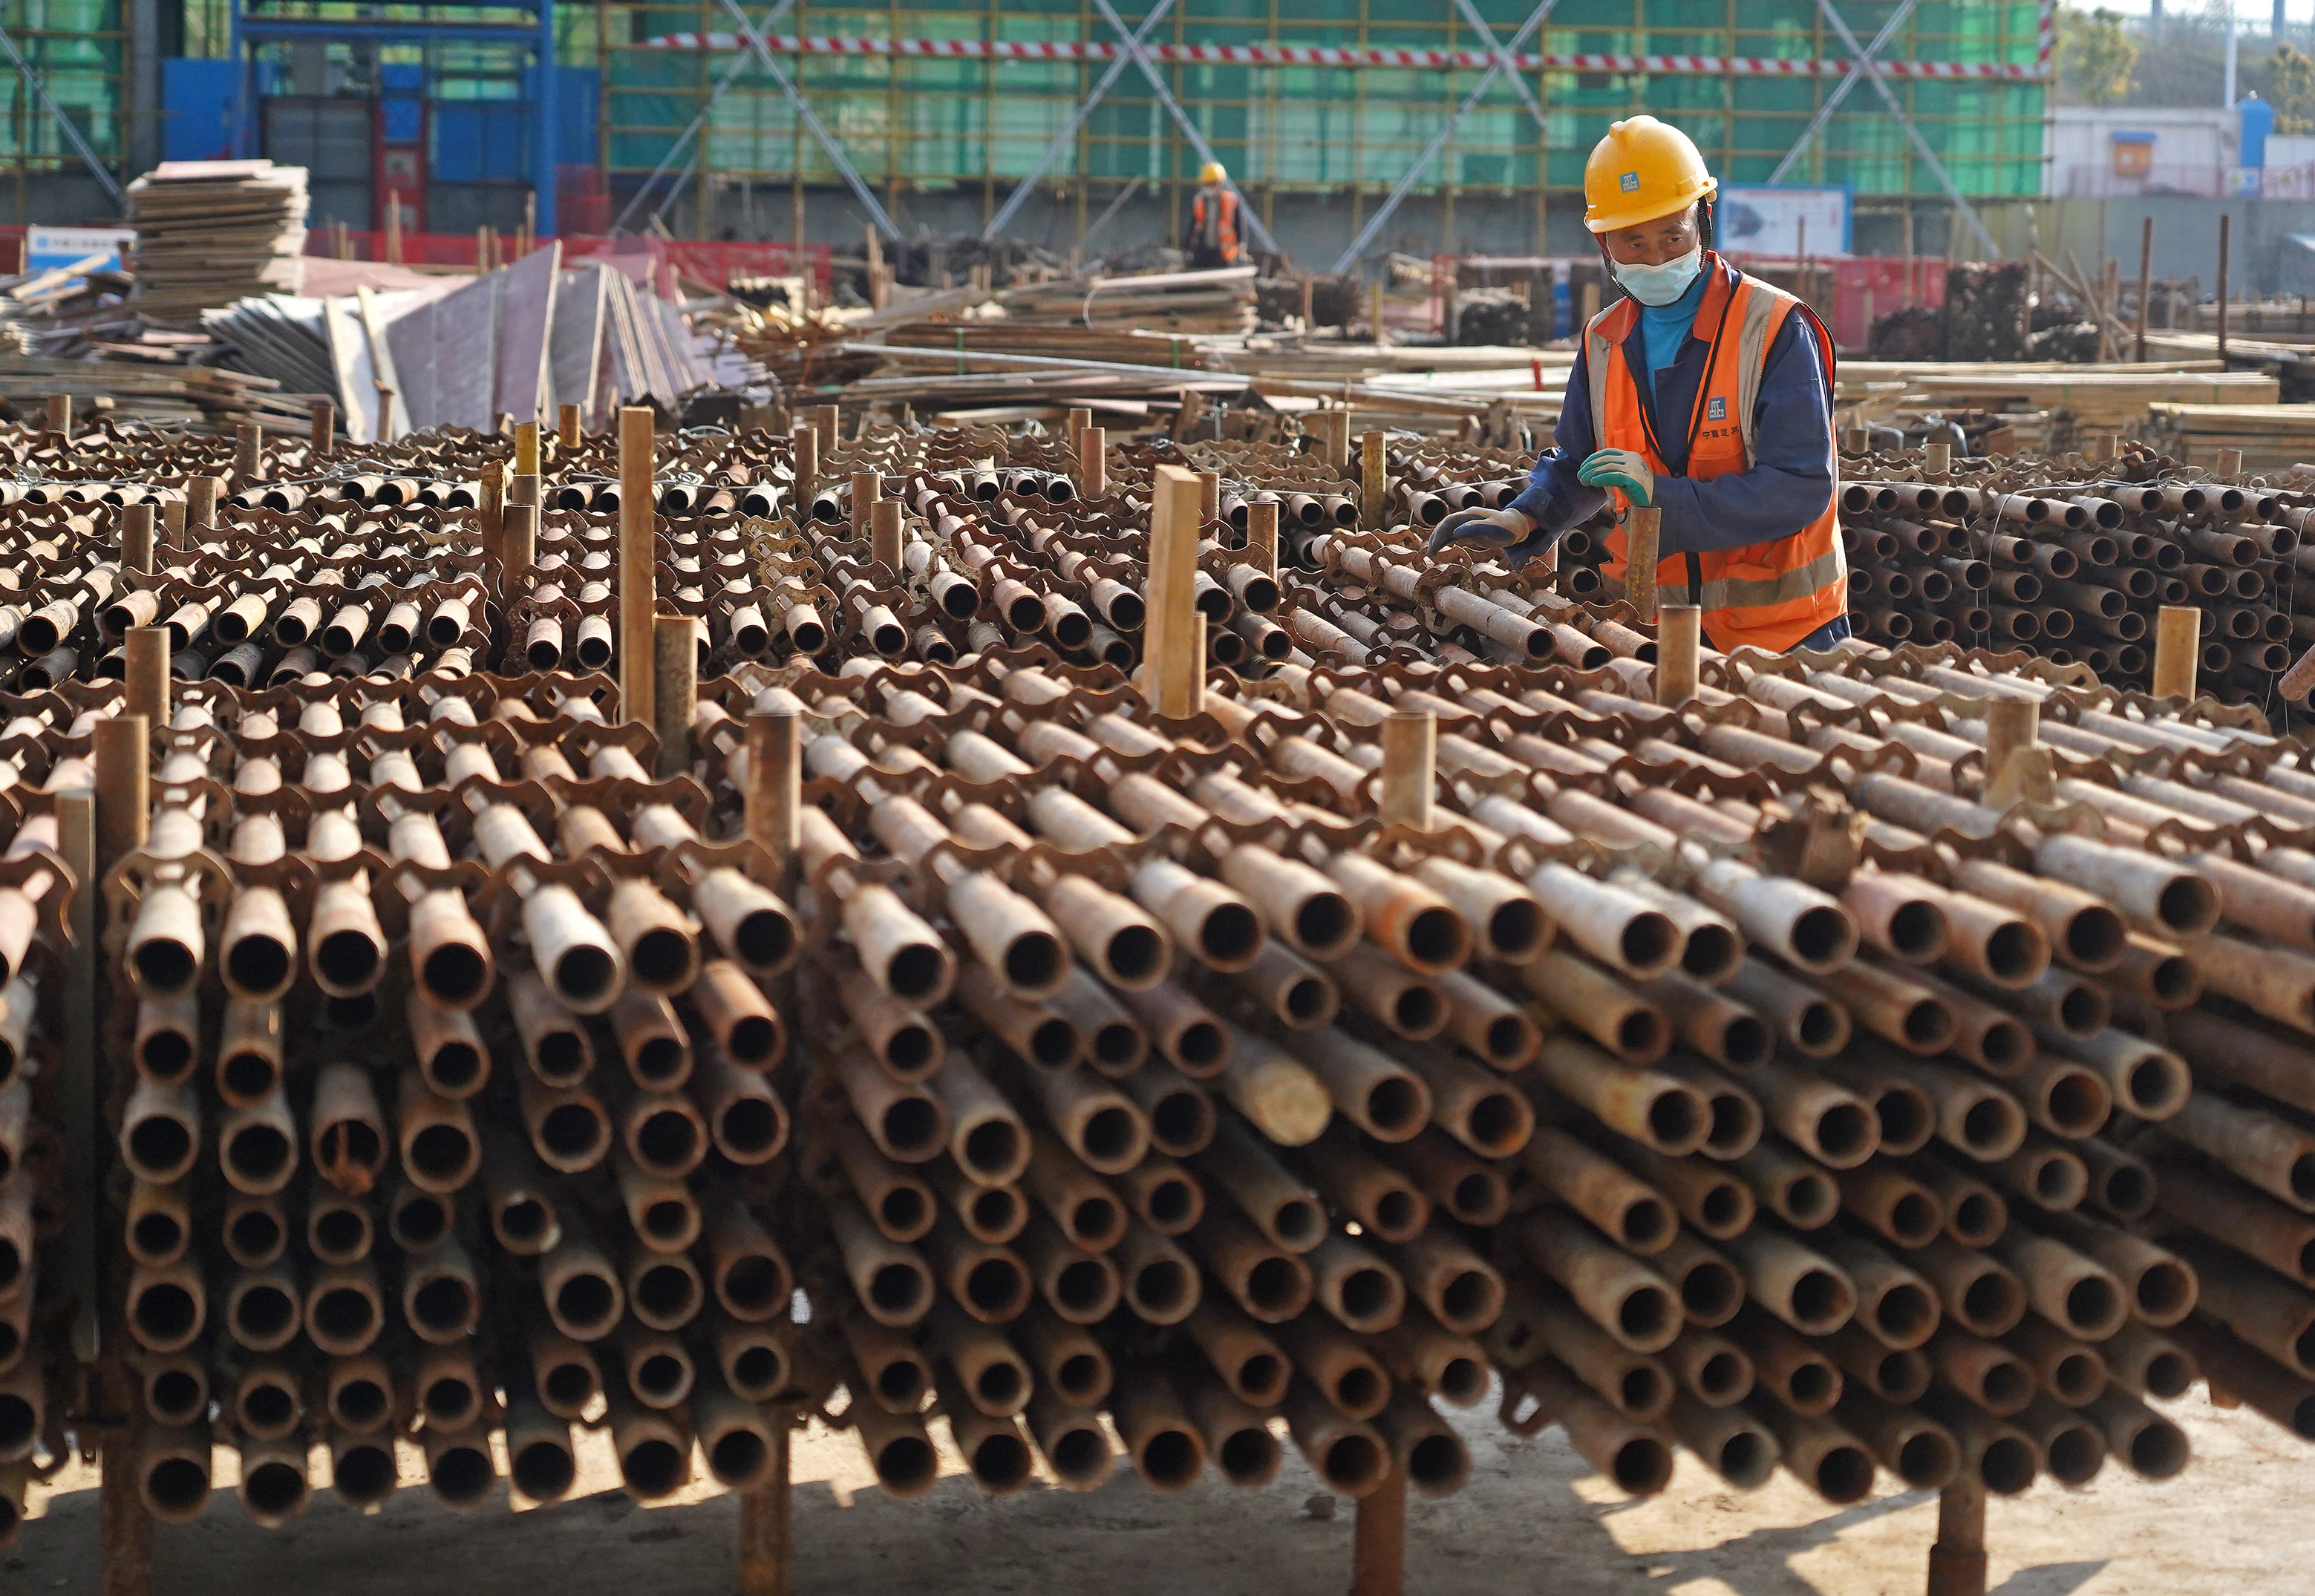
[[1705, 396, 1726, 420]]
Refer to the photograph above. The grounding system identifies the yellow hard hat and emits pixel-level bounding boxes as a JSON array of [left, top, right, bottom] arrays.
[[1198, 161, 1227, 186], [1583, 115, 1716, 234]]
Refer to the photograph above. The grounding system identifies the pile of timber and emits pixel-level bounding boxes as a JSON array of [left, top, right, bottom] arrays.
[[126, 160, 310, 325]]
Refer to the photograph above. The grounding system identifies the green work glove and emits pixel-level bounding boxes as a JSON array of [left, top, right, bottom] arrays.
[[1578, 448, 1655, 508]]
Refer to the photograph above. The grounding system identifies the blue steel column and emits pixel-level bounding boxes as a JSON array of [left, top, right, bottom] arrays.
[[535, 0, 559, 235]]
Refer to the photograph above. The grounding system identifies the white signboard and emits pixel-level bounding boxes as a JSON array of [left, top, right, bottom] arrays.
[[26, 224, 134, 275], [1717, 186, 1850, 259]]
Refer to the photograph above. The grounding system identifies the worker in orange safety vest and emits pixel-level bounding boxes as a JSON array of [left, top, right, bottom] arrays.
[[1184, 162, 1242, 270], [1428, 116, 1849, 657]]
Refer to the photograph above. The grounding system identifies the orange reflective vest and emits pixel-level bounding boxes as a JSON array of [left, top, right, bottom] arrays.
[[1192, 186, 1241, 264], [1587, 257, 1847, 655]]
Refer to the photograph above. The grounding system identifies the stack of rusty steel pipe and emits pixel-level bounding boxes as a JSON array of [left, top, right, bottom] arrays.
[[0, 406, 2309, 1548]]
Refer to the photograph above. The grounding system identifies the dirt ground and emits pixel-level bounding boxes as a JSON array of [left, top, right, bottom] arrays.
[[8, 1389, 2313, 1595]]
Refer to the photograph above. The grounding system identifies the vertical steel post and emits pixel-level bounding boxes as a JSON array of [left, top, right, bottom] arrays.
[[1349, 1468, 1408, 1596], [654, 615, 699, 779], [1926, 1478, 1987, 1596]]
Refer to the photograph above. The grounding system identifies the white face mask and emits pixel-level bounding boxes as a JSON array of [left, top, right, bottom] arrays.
[[1615, 245, 1704, 307]]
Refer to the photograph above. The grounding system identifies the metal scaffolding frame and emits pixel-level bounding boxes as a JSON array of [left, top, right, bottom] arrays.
[[630, 1, 2038, 262]]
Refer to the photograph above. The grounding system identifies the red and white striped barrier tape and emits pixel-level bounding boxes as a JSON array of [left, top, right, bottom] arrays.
[[639, 31, 2047, 79]]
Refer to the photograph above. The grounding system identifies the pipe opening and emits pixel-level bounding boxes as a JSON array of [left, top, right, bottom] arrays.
[[1814, 1445, 1875, 1504], [1488, 900, 1548, 961], [1056, 1353, 1107, 1403], [616, 1437, 685, 1499], [642, 1199, 692, 1244], [1699, 1184, 1748, 1234], [1079, 1108, 1137, 1164], [1789, 907, 1854, 969], [1720, 1016, 1773, 1069], [869, 1263, 930, 1318], [1717, 1430, 1772, 1487], [134, 940, 197, 994], [1339, 1266, 1394, 1323], [1468, 1092, 1527, 1153], [149, 1368, 205, 1422], [880, 1188, 930, 1236], [1217, 1427, 1279, 1485], [1619, 1365, 1668, 1416], [310, 1285, 379, 1345], [1786, 1362, 1836, 1409], [333, 1442, 396, 1502], [425, 1375, 480, 1423], [1443, 1177, 1494, 1226], [409, 1125, 474, 1183], [1616, 1285, 1672, 1343], [1610, 1437, 1671, 1494], [133, 1212, 184, 1260], [1962, 1098, 2022, 1154], [1901, 1001, 1955, 1051], [411, 1277, 475, 1333], [233, 1284, 297, 1341], [966, 1258, 1026, 1315], [1140, 1428, 1201, 1488], [1677, 1261, 1741, 1323], [316, 930, 382, 992], [728, 1344, 784, 1399], [144, 1458, 209, 1514], [1246, 1257, 1303, 1312], [1321, 1432, 1384, 1492], [874, 1360, 924, 1407], [1054, 1259, 1113, 1314], [1888, 902, 1947, 959], [1786, 1174, 1837, 1227], [635, 1112, 701, 1171], [554, 1274, 618, 1335], [226, 1125, 293, 1183], [1795, 1003, 1844, 1052], [335, 1377, 389, 1427], [127, 1117, 192, 1178], [1279, 976, 1330, 1026], [1045, 1426, 1108, 1481], [1874, 1089, 1932, 1154], [724, 1256, 786, 1315], [2136, 1260, 2194, 1321], [2065, 1276, 2121, 1336], [1620, 913, 1676, 972], [226, 935, 293, 997], [1814, 1103, 1873, 1162], [708, 1429, 768, 1487], [1694, 1350, 1747, 1402], [1789, 1269, 1853, 1330], [632, 1037, 688, 1086], [229, 1206, 284, 1260], [1872, 1283, 1937, 1343], [1149, 1090, 1210, 1152], [1147, 1177, 1197, 1229], [139, 1028, 195, 1083], [635, 1262, 701, 1322], [1475, 1016, 1531, 1067], [1979, 1436, 2037, 1494], [1402, 909, 1465, 970], [967, 1188, 1021, 1237], [1622, 1197, 1672, 1251], [514, 1440, 577, 1499], [1890, 1193, 1941, 1245], [964, 1120, 1025, 1179], [539, 1104, 606, 1161], [884, 944, 946, 1003], [2129, 1419, 2189, 1478]]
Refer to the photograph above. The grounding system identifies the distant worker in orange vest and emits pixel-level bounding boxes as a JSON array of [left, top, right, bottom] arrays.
[[1429, 115, 1848, 655], [1184, 162, 1242, 270]]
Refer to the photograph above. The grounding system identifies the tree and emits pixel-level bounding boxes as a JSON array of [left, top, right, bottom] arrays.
[[2273, 43, 2315, 132], [2057, 6, 2140, 105]]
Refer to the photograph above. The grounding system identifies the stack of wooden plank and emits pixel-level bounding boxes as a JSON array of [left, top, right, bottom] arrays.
[[2143, 401, 2315, 469], [0, 351, 314, 431], [125, 159, 310, 325]]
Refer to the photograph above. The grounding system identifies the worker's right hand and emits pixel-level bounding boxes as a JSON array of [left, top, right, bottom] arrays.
[[1426, 506, 1535, 557]]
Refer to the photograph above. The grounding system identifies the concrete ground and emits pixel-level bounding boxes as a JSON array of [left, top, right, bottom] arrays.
[[8, 1388, 2311, 1595]]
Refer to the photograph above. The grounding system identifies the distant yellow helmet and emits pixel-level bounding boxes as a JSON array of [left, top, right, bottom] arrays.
[[1198, 161, 1227, 186], [1582, 116, 1716, 235]]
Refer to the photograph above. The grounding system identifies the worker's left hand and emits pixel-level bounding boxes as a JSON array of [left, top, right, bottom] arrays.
[[1578, 448, 1655, 507]]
